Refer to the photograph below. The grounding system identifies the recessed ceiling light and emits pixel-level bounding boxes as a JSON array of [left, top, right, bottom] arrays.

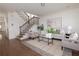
[[41, 3, 45, 7]]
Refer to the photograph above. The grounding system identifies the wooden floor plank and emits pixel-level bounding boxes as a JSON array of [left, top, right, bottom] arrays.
[[0, 31, 40, 56]]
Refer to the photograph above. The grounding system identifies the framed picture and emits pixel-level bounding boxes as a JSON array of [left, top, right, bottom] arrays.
[[47, 17, 62, 29]]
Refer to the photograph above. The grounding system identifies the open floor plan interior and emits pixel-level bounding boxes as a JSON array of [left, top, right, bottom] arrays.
[[0, 3, 79, 56]]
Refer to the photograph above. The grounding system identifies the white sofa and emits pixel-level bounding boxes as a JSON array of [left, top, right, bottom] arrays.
[[62, 38, 79, 51], [41, 29, 65, 40], [52, 34, 64, 40]]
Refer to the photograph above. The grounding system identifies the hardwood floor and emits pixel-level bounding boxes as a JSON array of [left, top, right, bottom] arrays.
[[9, 39, 41, 56], [0, 32, 40, 56], [0, 31, 79, 56], [72, 50, 79, 56]]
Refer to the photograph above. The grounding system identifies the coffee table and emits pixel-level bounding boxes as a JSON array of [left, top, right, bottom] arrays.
[[38, 34, 53, 45]]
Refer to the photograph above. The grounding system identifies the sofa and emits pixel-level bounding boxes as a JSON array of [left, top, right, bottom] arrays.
[[62, 32, 79, 51], [62, 38, 79, 51]]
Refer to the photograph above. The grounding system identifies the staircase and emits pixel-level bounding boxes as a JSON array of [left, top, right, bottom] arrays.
[[16, 11, 39, 38], [19, 16, 39, 35]]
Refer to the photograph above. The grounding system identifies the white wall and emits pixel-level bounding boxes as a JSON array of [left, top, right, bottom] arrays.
[[39, 8, 79, 35], [30, 24, 38, 32], [7, 12, 39, 39], [8, 12, 25, 39], [7, 8, 79, 39]]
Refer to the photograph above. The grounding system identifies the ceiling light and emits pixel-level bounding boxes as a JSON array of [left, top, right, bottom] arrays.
[[41, 3, 45, 7]]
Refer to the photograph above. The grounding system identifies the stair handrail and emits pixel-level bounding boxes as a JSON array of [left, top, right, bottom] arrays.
[[20, 16, 39, 28], [19, 16, 39, 34]]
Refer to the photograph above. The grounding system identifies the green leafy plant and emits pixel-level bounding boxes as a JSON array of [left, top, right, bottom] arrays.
[[47, 27, 54, 33], [37, 24, 44, 31], [46, 27, 60, 34]]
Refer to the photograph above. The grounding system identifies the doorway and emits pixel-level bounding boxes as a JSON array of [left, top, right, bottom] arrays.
[[0, 22, 4, 40], [0, 16, 6, 40], [0, 16, 9, 55]]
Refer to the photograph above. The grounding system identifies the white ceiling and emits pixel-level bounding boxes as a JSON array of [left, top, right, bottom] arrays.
[[0, 3, 79, 16]]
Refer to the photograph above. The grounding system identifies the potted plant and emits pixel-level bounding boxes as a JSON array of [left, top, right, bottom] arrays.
[[37, 24, 44, 34], [46, 26, 53, 38]]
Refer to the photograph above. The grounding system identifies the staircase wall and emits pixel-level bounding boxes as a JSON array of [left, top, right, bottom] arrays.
[[29, 24, 38, 32], [8, 12, 25, 39]]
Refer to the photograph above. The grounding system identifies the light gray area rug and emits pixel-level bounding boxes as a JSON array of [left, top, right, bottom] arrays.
[[22, 39, 72, 56]]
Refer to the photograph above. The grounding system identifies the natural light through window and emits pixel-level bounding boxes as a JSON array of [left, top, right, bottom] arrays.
[[0, 25, 2, 29]]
